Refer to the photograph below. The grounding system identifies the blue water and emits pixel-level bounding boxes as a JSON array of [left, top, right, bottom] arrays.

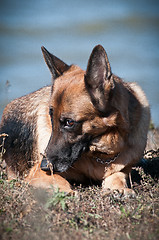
[[0, 0, 159, 126]]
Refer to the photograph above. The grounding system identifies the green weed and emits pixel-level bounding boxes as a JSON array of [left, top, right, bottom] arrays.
[[46, 188, 74, 211]]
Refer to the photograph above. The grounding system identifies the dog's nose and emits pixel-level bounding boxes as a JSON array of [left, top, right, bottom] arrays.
[[40, 158, 50, 171]]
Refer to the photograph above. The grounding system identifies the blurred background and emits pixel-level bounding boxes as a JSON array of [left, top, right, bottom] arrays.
[[0, 0, 159, 126]]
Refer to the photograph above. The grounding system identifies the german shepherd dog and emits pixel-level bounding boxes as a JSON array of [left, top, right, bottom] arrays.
[[0, 45, 150, 195]]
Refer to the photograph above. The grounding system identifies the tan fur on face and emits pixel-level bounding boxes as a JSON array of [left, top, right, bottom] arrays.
[[51, 65, 95, 122]]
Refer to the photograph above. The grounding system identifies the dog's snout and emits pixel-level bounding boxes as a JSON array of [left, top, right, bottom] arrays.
[[40, 157, 50, 171]]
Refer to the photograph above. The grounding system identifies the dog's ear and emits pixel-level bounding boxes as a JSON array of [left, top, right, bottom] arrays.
[[41, 46, 70, 80], [85, 45, 114, 113]]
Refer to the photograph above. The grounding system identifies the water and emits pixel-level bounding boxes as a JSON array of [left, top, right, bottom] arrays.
[[0, 0, 159, 126]]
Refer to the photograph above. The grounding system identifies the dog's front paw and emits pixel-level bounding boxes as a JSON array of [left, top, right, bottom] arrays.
[[102, 172, 136, 198]]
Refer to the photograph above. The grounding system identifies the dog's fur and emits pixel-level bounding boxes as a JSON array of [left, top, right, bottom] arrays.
[[0, 45, 150, 195]]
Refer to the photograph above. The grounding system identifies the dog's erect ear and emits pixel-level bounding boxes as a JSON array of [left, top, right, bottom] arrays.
[[85, 45, 114, 113], [41, 46, 70, 80]]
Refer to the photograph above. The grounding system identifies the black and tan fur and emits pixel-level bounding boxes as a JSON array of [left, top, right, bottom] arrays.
[[0, 45, 150, 194]]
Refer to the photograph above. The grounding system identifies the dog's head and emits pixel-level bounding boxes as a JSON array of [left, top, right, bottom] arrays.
[[41, 45, 129, 172]]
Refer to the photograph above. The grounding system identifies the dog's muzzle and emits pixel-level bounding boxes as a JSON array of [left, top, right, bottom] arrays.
[[40, 134, 91, 172]]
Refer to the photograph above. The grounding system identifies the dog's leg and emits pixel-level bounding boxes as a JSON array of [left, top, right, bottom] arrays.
[[102, 171, 135, 197], [25, 163, 73, 193]]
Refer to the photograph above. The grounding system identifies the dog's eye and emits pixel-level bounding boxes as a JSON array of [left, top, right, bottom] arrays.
[[64, 119, 75, 129]]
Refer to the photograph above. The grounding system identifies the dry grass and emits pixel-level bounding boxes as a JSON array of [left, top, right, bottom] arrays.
[[0, 133, 159, 240]]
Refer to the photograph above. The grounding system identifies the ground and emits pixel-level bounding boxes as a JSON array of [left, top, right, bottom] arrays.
[[0, 131, 159, 240]]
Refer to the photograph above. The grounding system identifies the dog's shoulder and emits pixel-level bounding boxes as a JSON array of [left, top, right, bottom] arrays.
[[127, 82, 149, 108], [124, 81, 150, 149], [126, 81, 150, 123]]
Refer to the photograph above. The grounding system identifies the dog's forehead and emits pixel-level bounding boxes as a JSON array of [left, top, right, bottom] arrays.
[[51, 65, 95, 120], [53, 65, 85, 98]]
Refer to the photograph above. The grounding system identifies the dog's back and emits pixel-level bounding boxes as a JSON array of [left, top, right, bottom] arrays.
[[0, 86, 52, 177]]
